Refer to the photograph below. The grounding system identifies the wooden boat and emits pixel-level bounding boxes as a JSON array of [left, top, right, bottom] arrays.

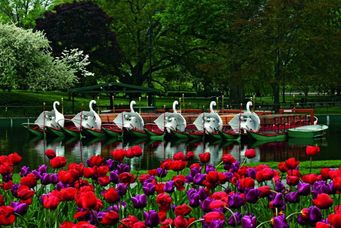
[[185, 124, 204, 140], [45, 126, 65, 138], [165, 129, 189, 141], [22, 123, 44, 137], [62, 120, 82, 138], [288, 124, 328, 138], [247, 130, 287, 142]]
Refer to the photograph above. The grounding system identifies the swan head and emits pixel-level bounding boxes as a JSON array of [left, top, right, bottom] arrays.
[[89, 100, 96, 111], [130, 100, 136, 112], [53, 101, 60, 107], [246, 101, 253, 112], [210, 101, 217, 113], [172, 101, 179, 113]]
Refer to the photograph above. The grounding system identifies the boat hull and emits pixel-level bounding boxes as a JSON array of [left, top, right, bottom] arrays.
[[288, 125, 328, 138], [220, 130, 240, 141], [102, 127, 123, 138], [144, 128, 164, 141], [62, 127, 81, 138], [165, 130, 189, 141], [83, 128, 106, 138], [46, 126, 65, 138], [248, 131, 286, 142], [124, 128, 147, 139], [22, 124, 44, 137]]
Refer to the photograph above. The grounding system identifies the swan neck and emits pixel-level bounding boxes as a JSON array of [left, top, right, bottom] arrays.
[[173, 101, 178, 113], [210, 101, 216, 113], [130, 101, 135, 113], [89, 100, 95, 111]]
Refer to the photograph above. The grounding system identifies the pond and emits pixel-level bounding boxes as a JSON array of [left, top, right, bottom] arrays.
[[0, 115, 340, 170]]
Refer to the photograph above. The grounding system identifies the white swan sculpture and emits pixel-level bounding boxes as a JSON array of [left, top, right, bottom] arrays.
[[228, 101, 261, 133], [34, 101, 64, 129], [154, 100, 187, 133], [71, 100, 102, 130], [113, 100, 144, 131], [193, 101, 223, 133]]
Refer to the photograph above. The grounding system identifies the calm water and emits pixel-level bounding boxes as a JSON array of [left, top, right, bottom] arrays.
[[0, 115, 340, 170]]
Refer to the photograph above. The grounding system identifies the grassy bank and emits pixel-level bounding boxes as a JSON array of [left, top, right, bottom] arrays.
[[0, 90, 341, 117]]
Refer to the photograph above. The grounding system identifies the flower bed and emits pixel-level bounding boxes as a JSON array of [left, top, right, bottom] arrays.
[[0, 145, 340, 227]]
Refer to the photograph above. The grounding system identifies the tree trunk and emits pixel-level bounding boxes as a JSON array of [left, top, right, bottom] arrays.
[[273, 83, 280, 113]]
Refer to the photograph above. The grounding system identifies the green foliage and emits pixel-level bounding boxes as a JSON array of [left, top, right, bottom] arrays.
[[35, 1, 122, 84], [0, 23, 77, 90]]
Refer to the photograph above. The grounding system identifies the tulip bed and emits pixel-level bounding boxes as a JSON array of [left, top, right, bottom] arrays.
[[0, 145, 341, 227]]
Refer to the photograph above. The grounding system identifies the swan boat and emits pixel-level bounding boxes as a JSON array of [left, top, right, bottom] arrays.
[[152, 101, 189, 141], [22, 101, 65, 138], [63, 100, 104, 138], [114, 100, 146, 139], [247, 130, 287, 142]]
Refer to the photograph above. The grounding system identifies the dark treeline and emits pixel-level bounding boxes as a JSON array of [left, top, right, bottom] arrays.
[[0, 0, 340, 107]]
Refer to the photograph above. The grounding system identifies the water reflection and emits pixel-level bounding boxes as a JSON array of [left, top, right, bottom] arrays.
[[1, 121, 335, 171]]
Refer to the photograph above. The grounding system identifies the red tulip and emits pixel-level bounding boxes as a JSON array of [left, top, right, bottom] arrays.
[[76, 191, 98, 209], [20, 173, 37, 188], [315, 221, 330, 228], [174, 215, 193, 228], [88, 155, 104, 167], [42, 193, 60, 209], [313, 193, 334, 209], [173, 152, 185, 161], [186, 151, 194, 161], [221, 154, 236, 164], [103, 188, 120, 203], [161, 218, 174, 228], [328, 213, 341, 227], [285, 157, 299, 169], [174, 204, 192, 216], [286, 175, 299, 186], [258, 186, 271, 197], [156, 193, 172, 211], [245, 149, 256, 159], [17, 185, 35, 200], [44, 149, 56, 159], [0, 206, 15, 225], [8, 152, 22, 165], [100, 211, 119, 225], [320, 168, 330, 179], [132, 145, 143, 157], [60, 187, 76, 201], [58, 170, 75, 184], [173, 175, 186, 191], [203, 211, 225, 223], [111, 149, 126, 162], [334, 176, 341, 192], [49, 156, 67, 169], [239, 177, 255, 189], [83, 167, 96, 178], [278, 162, 288, 172], [170, 160, 187, 171], [199, 152, 210, 163], [301, 174, 318, 184], [120, 215, 139, 228], [306, 145, 320, 156], [118, 172, 135, 184], [98, 176, 110, 186]]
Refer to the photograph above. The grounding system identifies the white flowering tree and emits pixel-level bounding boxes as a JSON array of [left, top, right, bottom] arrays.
[[0, 23, 93, 90]]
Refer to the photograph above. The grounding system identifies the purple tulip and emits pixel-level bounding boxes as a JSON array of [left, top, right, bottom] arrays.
[[131, 194, 147, 209], [198, 187, 208, 200], [164, 180, 174, 193], [228, 193, 244, 208], [11, 202, 28, 215], [228, 212, 242, 226], [275, 181, 285, 192], [20, 166, 30, 177], [106, 159, 115, 170], [193, 173, 206, 185], [31, 170, 41, 179], [206, 164, 216, 173], [143, 210, 159, 227], [273, 214, 288, 228], [190, 166, 201, 176], [285, 191, 300, 203], [49, 173, 58, 184], [41, 173, 50, 185], [143, 182, 155, 195], [309, 206, 322, 223], [117, 163, 130, 174], [156, 168, 167, 177], [298, 182, 310, 195], [204, 219, 224, 228], [201, 198, 213, 212], [116, 183, 127, 196], [109, 171, 119, 183], [246, 189, 260, 203], [38, 164, 48, 174], [242, 214, 257, 228], [2, 173, 12, 182], [273, 193, 284, 207], [231, 162, 240, 173], [247, 168, 256, 179]]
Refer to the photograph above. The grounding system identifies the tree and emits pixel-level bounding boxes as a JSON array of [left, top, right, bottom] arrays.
[[0, 23, 78, 90], [0, 0, 52, 28], [35, 1, 122, 84]]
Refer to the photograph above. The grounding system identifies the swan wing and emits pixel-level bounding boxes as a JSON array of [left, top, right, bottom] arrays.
[[154, 113, 168, 131], [193, 113, 205, 131], [228, 114, 242, 132]]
